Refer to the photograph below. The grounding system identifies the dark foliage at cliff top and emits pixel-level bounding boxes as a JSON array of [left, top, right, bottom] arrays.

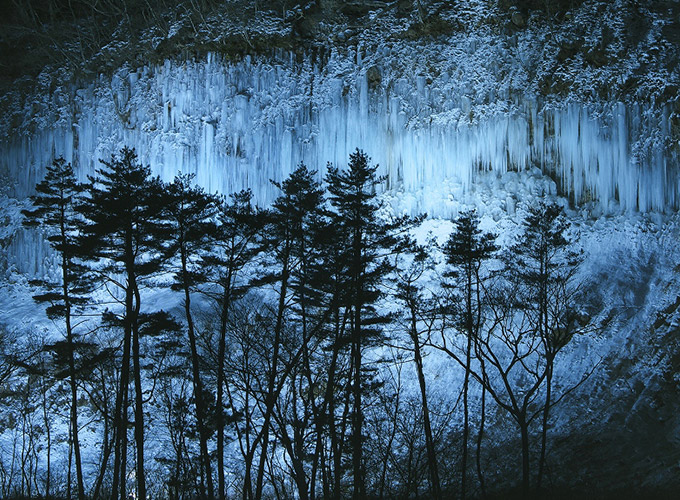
[[1, 1, 679, 103]]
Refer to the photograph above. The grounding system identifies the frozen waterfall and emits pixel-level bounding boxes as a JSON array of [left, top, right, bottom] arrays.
[[1, 51, 678, 274]]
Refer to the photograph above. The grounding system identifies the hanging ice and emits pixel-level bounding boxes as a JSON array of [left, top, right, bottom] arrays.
[[1, 51, 678, 274]]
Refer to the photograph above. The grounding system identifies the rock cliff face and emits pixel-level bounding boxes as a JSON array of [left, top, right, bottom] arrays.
[[1, 1, 679, 496]]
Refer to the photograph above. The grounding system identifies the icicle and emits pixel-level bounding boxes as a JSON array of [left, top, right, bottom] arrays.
[[1, 52, 677, 273]]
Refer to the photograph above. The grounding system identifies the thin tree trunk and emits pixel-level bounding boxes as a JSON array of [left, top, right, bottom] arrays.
[[378, 366, 400, 500], [131, 279, 146, 500], [216, 334, 226, 499], [120, 378, 129, 500], [216, 267, 233, 500], [473, 263, 487, 500], [462, 331, 471, 500], [320, 439, 329, 500], [173, 396, 184, 500], [295, 250, 317, 500], [329, 339, 344, 500], [112, 285, 132, 500], [520, 419, 530, 498], [312, 310, 341, 500], [41, 376, 51, 498], [351, 316, 363, 500], [476, 382, 487, 499], [327, 303, 347, 500], [181, 247, 214, 498], [336, 336, 354, 500], [67, 423, 72, 500], [254, 252, 290, 499], [462, 272, 474, 500], [536, 358, 553, 492], [91, 381, 113, 500], [351, 224, 364, 500], [61, 245, 85, 500], [67, 346, 84, 500], [410, 305, 441, 500]]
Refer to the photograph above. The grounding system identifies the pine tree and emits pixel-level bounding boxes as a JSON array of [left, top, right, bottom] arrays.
[[272, 165, 339, 500], [22, 157, 89, 500], [252, 163, 326, 500], [393, 246, 442, 500], [79, 147, 167, 500], [443, 209, 497, 500], [305, 198, 351, 500], [326, 149, 421, 498], [164, 172, 220, 499], [201, 188, 260, 500], [511, 201, 582, 494]]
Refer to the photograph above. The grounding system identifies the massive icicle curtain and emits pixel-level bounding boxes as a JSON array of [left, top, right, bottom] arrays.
[[2, 51, 677, 218]]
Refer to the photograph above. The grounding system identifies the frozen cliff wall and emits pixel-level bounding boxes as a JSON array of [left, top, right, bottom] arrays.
[[2, 0, 679, 220], [1, 0, 679, 277], [1, 49, 677, 217]]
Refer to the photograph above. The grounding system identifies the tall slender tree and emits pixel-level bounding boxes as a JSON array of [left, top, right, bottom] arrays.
[[252, 164, 325, 500], [22, 157, 89, 500], [326, 149, 421, 499], [510, 202, 583, 493], [79, 147, 167, 500], [393, 248, 442, 500], [442, 209, 497, 499], [306, 206, 352, 500], [268, 165, 344, 500], [164, 172, 219, 499], [201, 189, 260, 500]]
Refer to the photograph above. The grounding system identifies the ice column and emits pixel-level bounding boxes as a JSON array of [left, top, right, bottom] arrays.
[[0, 52, 677, 273]]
